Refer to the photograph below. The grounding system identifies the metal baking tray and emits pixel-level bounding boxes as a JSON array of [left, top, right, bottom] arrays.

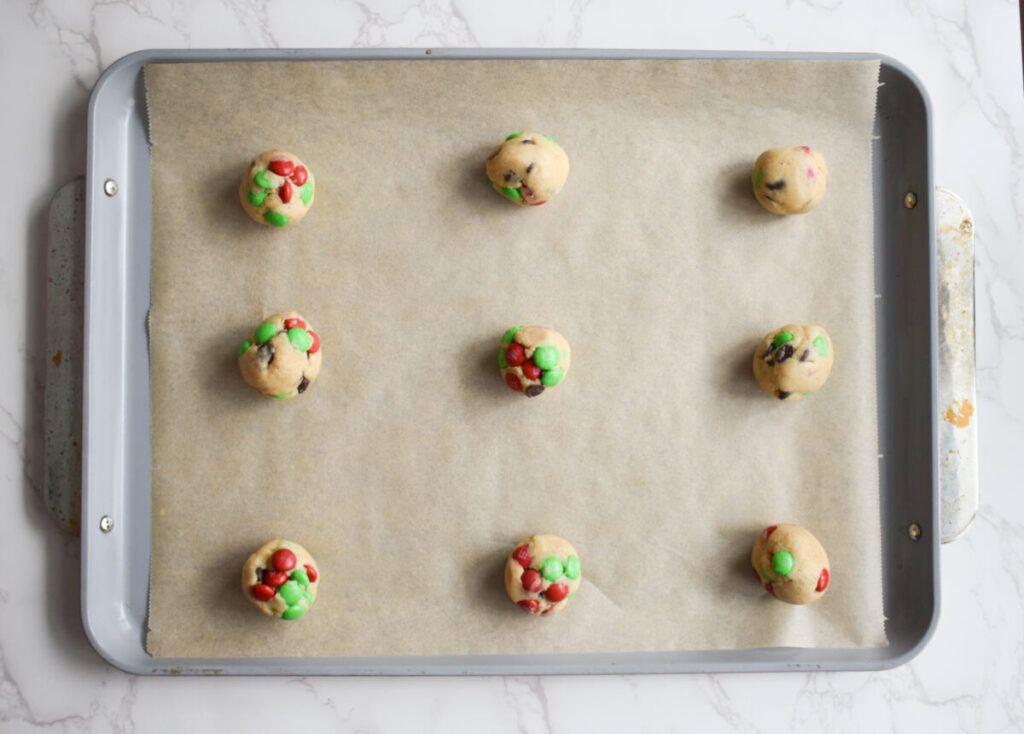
[[81, 49, 937, 674]]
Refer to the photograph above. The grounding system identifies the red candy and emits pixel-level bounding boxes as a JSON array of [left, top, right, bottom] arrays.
[[505, 373, 523, 392], [518, 599, 540, 614], [307, 330, 320, 355], [251, 583, 276, 601], [762, 525, 778, 540], [279, 179, 293, 203], [264, 571, 288, 587], [817, 568, 830, 592], [505, 343, 526, 367], [801, 146, 811, 153], [807, 168, 816, 179], [763, 582, 776, 597], [541, 606, 556, 615], [291, 166, 309, 186], [272, 548, 297, 572], [544, 583, 569, 602], [522, 359, 541, 380], [305, 564, 318, 583], [528, 201, 547, 206], [521, 568, 543, 593], [512, 545, 531, 568], [284, 318, 307, 330], [269, 159, 295, 176]]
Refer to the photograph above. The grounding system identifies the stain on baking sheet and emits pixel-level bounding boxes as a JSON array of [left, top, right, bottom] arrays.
[[943, 399, 974, 428]]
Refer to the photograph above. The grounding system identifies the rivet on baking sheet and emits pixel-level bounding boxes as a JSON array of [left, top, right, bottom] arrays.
[[425, 49, 433, 55], [100, 515, 114, 533], [904, 191, 917, 209], [103, 179, 118, 197], [907, 522, 922, 541]]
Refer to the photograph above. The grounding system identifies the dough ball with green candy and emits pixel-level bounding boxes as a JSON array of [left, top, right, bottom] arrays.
[[239, 149, 315, 227], [751, 524, 830, 605], [505, 534, 582, 616], [485, 132, 570, 206], [237, 310, 322, 399], [752, 324, 834, 402], [499, 325, 572, 398], [242, 539, 321, 620], [752, 146, 828, 215]]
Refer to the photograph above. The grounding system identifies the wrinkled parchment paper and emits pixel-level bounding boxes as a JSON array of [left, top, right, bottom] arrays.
[[144, 59, 885, 657]]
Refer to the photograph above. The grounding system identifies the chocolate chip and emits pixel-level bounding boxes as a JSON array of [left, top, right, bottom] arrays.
[[526, 163, 534, 174], [764, 194, 778, 203], [774, 344, 794, 363], [521, 139, 536, 145], [256, 568, 265, 583], [525, 384, 545, 397], [257, 342, 276, 366], [777, 390, 791, 400], [799, 349, 810, 362], [297, 377, 310, 394], [766, 179, 786, 191], [504, 171, 522, 184]]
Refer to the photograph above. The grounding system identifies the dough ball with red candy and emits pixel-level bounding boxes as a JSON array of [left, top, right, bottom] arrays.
[[499, 325, 571, 398], [752, 146, 828, 215], [504, 534, 582, 616], [486, 132, 570, 207], [242, 539, 321, 620], [751, 523, 830, 605], [239, 149, 315, 227], [237, 310, 322, 399]]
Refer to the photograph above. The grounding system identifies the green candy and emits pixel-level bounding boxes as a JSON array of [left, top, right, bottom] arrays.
[[278, 581, 303, 606], [533, 346, 559, 371], [288, 327, 312, 352], [281, 605, 306, 620], [542, 134, 559, 145], [299, 181, 314, 206], [255, 322, 278, 345], [540, 557, 564, 582], [247, 189, 268, 207], [772, 331, 794, 348], [564, 555, 581, 580], [759, 567, 774, 584], [505, 132, 524, 140], [271, 393, 290, 399], [772, 550, 795, 576], [304, 591, 314, 606], [237, 339, 252, 357], [500, 186, 522, 201], [264, 210, 289, 227], [290, 568, 310, 589], [498, 350, 507, 369], [501, 326, 522, 344], [541, 367, 564, 387], [813, 335, 828, 356], [254, 170, 274, 190], [752, 167, 764, 191]]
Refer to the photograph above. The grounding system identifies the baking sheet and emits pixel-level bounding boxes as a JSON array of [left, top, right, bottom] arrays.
[[144, 58, 885, 658]]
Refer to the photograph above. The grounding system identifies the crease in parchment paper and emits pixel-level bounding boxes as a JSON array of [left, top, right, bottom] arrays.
[[143, 58, 885, 658]]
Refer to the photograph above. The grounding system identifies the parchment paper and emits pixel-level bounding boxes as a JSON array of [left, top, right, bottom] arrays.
[[144, 59, 885, 658]]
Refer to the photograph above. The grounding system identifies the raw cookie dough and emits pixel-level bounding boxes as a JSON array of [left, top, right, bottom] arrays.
[[504, 534, 582, 616], [499, 325, 572, 397], [238, 310, 322, 399], [239, 149, 315, 227], [752, 324, 834, 401], [485, 132, 570, 206], [751, 524, 830, 605], [752, 146, 828, 215], [242, 539, 320, 619]]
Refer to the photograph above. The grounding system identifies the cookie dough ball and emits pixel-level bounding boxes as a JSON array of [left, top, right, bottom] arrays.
[[752, 324, 834, 401], [752, 146, 828, 215], [239, 150, 315, 227], [499, 325, 571, 397], [242, 539, 321, 619], [751, 524, 830, 604], [486, 132, 570, 206], [505, 534, 582, 616], [238, 311, 322, 399]]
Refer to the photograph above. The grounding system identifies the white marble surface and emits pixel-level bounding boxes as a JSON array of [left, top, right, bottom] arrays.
[[2, 0, 1022, 730]]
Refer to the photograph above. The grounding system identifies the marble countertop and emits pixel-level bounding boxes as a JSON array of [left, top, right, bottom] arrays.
[[2, 0, 1022, 731]]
